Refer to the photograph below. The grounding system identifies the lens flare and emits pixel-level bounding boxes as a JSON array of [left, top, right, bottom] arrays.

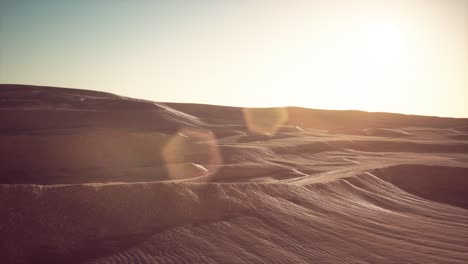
[[162, 128, 222, 180], [243, 107, 289, 135]]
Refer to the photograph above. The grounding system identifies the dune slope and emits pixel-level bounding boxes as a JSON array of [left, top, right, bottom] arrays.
[[1, 84, 467, 264]]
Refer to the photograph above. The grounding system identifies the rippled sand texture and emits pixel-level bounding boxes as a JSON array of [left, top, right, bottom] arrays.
[[1, 84, 467, 264]]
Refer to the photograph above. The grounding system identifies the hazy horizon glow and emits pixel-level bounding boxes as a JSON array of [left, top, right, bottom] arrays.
[[1, 0, 467, 117]]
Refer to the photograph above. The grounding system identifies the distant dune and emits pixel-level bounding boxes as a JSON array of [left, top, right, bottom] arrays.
[[1, 84, 467, 264]]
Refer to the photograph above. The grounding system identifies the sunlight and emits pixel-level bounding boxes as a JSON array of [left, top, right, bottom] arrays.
[[257, 21, 410, 113], [360, 22, 405, 66]]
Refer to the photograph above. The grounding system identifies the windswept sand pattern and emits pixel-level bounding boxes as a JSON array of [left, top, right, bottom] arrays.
[[86, 176, 468, 264], [1, 85, 467, 263]]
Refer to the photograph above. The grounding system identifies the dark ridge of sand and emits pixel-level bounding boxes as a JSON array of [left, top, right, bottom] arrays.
[[0, 84, 203, 133], [166, 102, 468, 130], [1, 84, 468, 264], [370, 164, 468, 209]]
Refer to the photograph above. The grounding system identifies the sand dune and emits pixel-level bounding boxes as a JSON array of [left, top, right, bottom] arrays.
[[1, 84, 467, 263]]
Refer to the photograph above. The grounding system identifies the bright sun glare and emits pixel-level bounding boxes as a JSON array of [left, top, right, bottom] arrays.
[[362, 23, 405, 65], [280, 21, 410, 112]]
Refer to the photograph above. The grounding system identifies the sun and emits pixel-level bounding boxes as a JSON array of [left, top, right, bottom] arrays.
[[360, 22, 406, 65], [243, 20, 412, 113]]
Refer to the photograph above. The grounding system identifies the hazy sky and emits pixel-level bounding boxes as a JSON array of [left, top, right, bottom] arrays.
[[1, 0, 467, 117]]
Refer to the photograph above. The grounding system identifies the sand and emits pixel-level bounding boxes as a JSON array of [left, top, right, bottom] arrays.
[[0, 84, 467, 263]]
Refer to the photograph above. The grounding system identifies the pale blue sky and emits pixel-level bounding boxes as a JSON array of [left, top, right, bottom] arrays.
[[1, 0, 467, 117]]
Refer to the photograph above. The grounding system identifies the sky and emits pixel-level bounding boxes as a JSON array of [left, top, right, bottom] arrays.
[[1, 0, 467, 117]]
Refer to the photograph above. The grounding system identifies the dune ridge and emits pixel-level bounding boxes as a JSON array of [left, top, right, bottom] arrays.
[[1, 84, 467, 263]]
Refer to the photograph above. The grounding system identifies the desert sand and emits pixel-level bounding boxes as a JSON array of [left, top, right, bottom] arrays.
[[1, 84, 467, 264]]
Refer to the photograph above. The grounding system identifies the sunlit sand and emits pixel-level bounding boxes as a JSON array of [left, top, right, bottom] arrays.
[[1, 85, 467, 263]]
